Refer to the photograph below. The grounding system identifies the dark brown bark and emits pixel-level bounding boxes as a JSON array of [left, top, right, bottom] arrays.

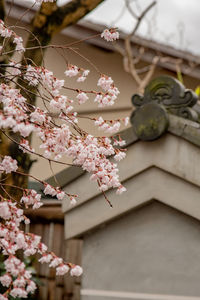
[[0, 0, 5, 20]]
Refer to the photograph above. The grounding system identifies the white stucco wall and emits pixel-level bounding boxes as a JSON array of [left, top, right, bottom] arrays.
[[81, 201, 200, 300]]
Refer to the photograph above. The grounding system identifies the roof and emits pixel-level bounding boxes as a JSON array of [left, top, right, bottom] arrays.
[[5, 0, 200, 79], [61, 116, 200, 239], [55, 75, 200, 239]]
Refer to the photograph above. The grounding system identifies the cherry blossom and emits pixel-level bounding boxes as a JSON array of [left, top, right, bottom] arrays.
[[0, 156, 18, 174], [70, 197, 77, 206], [101, 28, 119, 42], [0, 295, 8, 300], [19, 139, 35, 154], [77, 69, 90, 82], [0, 15, 128, 298], [76, 92, 89, 104], [43, 184, 57, 197], [70, 265, 83, 277], [116, 185, 127, 195], [39, 254, 53, 264], [56, 264, 70, 275], [0, 274, 12, 287], [114, 151, 126, 162], [64, 65, 79, 77]]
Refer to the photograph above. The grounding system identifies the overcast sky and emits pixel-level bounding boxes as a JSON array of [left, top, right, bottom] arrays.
[[25, 0, 200, 56]]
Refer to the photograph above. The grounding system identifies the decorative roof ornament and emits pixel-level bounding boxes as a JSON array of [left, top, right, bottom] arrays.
[[131, 76, 199, 141]]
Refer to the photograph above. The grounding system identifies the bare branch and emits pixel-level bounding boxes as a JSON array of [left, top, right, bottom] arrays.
[[120, 1, 157, 91], [139, 55, 159, 92], [129, 0, 156, 37], [124, 0, 138, 20]]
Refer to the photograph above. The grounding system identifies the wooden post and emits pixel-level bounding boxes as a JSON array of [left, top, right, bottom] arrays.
[[64, 239, 83, 300]]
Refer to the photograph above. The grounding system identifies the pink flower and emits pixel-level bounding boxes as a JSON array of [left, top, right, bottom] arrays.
[[116, 185, 127, 195], [8, 62, 21, 76], [19, 139, 35, 154], [97, 75, 113, 91], [0, 295, 8, 300], [64, 65, 79, 77], [77, 69, 90, 82], [70, 197, 77, 206], [0, 156, 18, 174], [56, 264, 69, 275], [113, 139, 126, 146], [16, 232, 26, 249], [56, 191, 65, 200], [76, 92, 89, 104], [0, 274, 12, 287], [49, 257, 63, 268], [0, 202, 11, 219], [13, 36, 25, 52], [43, 184, 57, 197], [101, 28, 119, 42], [26, 280, 37, 294], [30, 108, 46, 125], [10, 288, 27, 298], [39, 254, 53, 264], [124, 117, 129, 126], [70, 265, 83, 277], [114, 151, 126, 161], [13, 277, 26, 288]]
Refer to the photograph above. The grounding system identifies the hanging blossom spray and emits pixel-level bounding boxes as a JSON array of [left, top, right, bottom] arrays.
[[0, 1, 127, 298]]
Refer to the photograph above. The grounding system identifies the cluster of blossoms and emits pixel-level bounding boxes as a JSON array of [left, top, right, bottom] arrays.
[[65, 65, 90, 82], [0, 165, 82, 299], [101, 28, 119, 42], [0, 156, 18, 174], [0, 20, 25, 53], [95, 75, 120, 107], [0, 62, 127, 193], [0, 15, 124, 298], [94, 116, 129, 134]]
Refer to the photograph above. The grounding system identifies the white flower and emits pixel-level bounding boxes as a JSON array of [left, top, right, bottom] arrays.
[[116, 185, 127, 195], [26, 280, 36, 294], [10, 288, 27, 298], [0, 202, 11, 219], [124, 117, 129, 126], [0, 274, 12, 287], [70, 197, 77, 206], [101, 28, 119, 42], [0, 156, 18, 174], [39, 254, 53, 264], [76, 92, 89, 104], [56, 191, 65, 200], [56, 264, 69, 275], [0, 295, 8, 300], [70, 265, 83, 277], [97, 75, 113, 91], [64, 65, 79, 77], [43, 184, 57, 197], [49, 257, 63, 268], [114, 151, 126, 161]]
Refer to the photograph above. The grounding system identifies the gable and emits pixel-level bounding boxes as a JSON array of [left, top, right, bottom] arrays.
[[63, 132, 200, 239]]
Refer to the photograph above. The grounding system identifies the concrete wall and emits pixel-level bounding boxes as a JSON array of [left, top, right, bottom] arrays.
[[81, 201, 200, 299]]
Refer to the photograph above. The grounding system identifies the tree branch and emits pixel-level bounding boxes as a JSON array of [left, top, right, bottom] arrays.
[[121, 0, 157, 91], [129, 1, 156, 37], [1, 1, 105, 197]]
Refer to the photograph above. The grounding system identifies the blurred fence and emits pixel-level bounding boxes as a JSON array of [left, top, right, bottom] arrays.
[[26, 201, 82, 300]]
